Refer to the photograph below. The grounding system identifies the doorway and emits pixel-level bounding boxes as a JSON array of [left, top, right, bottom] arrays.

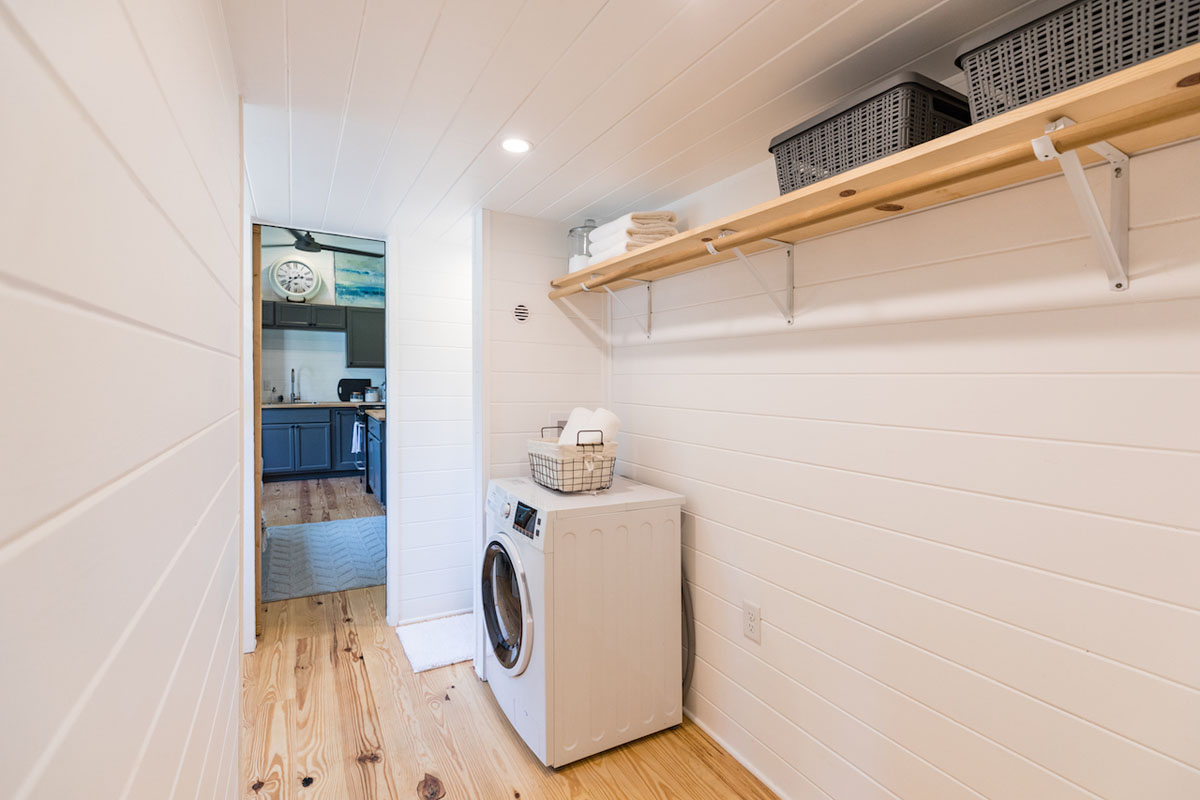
[[252, 224, 389, 627]]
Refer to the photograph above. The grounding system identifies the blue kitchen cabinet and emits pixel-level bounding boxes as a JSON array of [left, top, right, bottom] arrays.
[[366, 415, 385, 506], [332, 409, 361, 472], [260, 407, 351, 479], [262, 423, 295, 474], [295, 423, 332, 471], [264, 301, 346, 330], [346, 307, 385, 367]]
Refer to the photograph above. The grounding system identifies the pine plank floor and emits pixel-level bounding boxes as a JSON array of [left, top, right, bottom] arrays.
[[241, 585, 778, 799], [262, 476, 384, 527]]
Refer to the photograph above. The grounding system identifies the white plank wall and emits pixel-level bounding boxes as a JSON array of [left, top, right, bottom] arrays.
[[608, 140, 1200, 800], [479, 210, 608, 479], [385, 236, 475, 623], [0, 1, 243, 799]]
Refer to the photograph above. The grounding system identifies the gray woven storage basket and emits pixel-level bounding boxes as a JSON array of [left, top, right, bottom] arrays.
[[767, 72, 970, 195], [957, 0, 1200, 122]]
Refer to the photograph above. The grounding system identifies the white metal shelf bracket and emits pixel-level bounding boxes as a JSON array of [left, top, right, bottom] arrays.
[[709, 231, 795, 324], [1031, 116, 1130, 291], [601, 279, 652, 340]]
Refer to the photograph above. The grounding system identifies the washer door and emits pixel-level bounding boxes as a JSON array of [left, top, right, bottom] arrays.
[[481, 533, 534, 676]]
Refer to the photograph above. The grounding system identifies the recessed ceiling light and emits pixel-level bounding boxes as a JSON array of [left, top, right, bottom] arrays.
[[502, 137, 532, 153]]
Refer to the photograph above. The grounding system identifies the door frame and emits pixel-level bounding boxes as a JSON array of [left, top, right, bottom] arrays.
[[241, 219, 393, 652]]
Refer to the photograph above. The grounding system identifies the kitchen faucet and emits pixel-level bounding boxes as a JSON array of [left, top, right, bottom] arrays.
[[290, 368, 299, 403]]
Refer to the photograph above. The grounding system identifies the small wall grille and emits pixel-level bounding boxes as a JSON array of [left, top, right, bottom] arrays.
[[513, 304, 530, 322]]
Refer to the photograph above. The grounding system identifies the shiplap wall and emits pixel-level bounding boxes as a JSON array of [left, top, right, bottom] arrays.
[[479, 210, 608, 479], [609, 140, 1200, 799], [385, 236, 475, 623], [0, 1, 243, 799], [471, 209, 608, 673]]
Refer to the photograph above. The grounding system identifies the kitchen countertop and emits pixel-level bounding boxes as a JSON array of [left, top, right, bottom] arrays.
[[261, 401, 378, 409], [365, 409, 386, 422]]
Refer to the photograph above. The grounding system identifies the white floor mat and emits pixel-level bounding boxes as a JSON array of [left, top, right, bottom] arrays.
[[395, 613, 474, 673]]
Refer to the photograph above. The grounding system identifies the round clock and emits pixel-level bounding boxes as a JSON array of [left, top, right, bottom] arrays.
[[268, 257, 322, 301]]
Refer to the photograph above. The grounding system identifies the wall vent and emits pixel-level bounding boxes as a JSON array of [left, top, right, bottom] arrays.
[[513, 304, 530, 322]]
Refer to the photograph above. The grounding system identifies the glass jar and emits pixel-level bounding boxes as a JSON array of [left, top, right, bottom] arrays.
[[568, 218, 597, 258]]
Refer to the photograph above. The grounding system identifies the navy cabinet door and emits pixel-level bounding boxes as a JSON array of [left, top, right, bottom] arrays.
[[262, 424, 295, 473], [295, 423, 332, 471], [366, 430, 382, 503], [275, 303, 314, 327], [346, 307, 385, 367], [332, 410, 361, 471], [312, 305, 346, 329]]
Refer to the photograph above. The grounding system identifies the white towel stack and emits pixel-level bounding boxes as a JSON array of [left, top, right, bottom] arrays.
[[586, 211, 679, 266], [558, 407, 621, 446]]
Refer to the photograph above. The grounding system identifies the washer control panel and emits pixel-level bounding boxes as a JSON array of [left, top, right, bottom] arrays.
[[512, 501, 542, 540]]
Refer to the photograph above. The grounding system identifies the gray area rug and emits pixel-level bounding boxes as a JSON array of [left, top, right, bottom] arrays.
[[262, 516, 386, 603]]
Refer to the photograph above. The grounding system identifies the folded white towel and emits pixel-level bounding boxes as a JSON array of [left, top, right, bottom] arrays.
[[588, 224, 678, 253], [587, 239, 640, 265], [587, 229, 679, 265], [589, 211, 678, 244], [351, 420, 364, 454]]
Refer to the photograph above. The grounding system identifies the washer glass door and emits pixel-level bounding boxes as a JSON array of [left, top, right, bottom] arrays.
[[481, 537, 531, 673]]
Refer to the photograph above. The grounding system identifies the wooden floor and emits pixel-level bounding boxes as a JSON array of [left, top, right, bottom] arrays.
[[262, 476, 384, 527], [242, 585, 777, 800]]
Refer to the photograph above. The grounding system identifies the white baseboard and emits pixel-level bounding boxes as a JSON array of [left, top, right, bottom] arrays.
[[683, 705, 789, 800], [394, 606, 473, 627]]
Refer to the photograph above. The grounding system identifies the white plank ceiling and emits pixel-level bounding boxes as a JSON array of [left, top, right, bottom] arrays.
[[224, 0, 1036, 241]]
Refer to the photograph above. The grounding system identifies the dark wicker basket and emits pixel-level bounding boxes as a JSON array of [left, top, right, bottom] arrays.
[[957, 0, 1200, 122], [768, 72, 970, 194]]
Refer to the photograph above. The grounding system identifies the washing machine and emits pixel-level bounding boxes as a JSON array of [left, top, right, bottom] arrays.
[[481, 476, 684, 767]]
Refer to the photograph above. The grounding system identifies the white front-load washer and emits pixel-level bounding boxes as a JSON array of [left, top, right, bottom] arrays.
[[481, 476, 684, 767]]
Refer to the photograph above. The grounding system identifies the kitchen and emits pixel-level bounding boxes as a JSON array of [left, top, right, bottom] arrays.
[[256, 224, 389, 603]]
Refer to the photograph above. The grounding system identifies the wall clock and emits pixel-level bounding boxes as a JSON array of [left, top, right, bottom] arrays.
[[268, 256, 322, 301]]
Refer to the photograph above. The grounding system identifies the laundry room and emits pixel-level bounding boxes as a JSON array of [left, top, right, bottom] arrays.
[[8, 1, 1200, 799]]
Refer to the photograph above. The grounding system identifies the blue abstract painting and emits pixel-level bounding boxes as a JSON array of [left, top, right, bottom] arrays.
[[334, 253, 385, 308]]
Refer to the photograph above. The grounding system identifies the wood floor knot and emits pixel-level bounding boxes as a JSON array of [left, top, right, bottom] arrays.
[[417, 772, 445, 799], [357, 751, 382, 764], [250, 780, 264, 792]]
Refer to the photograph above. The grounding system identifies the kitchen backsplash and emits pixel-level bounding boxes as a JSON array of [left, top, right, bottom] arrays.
[[262, 327, 384, 402]]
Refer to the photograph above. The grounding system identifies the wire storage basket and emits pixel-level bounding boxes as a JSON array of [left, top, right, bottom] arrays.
[[527, 427, 617, 493], [956, 0, 1200, 122], [767, 72, 970, 194]]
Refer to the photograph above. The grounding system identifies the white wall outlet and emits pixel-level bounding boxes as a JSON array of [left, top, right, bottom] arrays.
[[743, 600, 761, 644]]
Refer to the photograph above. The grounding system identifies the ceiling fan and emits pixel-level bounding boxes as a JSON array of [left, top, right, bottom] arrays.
[[261, 228, 383, 258]]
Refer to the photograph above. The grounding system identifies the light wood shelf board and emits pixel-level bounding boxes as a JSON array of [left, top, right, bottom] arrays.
[[550, 43, 1200, 299]]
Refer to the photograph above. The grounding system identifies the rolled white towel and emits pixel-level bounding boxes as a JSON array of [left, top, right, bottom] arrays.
[[590, 211, 678, 243], [582, 407, 620, 445], [558, 407, 594, 445]]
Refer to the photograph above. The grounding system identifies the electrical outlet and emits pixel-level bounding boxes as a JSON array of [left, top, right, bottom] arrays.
[[743, 600, 761, 644], [549, 411, 570, 432]]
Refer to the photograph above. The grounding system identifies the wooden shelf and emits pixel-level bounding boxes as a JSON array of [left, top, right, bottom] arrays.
[[549, 43, 1200, 300]]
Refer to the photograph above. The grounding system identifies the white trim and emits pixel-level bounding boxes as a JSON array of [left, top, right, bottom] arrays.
[[384, 234, 399, 627], [240, 167, 256, 654], [471, 208, 491, 680], [682, 708, 789, 800]]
